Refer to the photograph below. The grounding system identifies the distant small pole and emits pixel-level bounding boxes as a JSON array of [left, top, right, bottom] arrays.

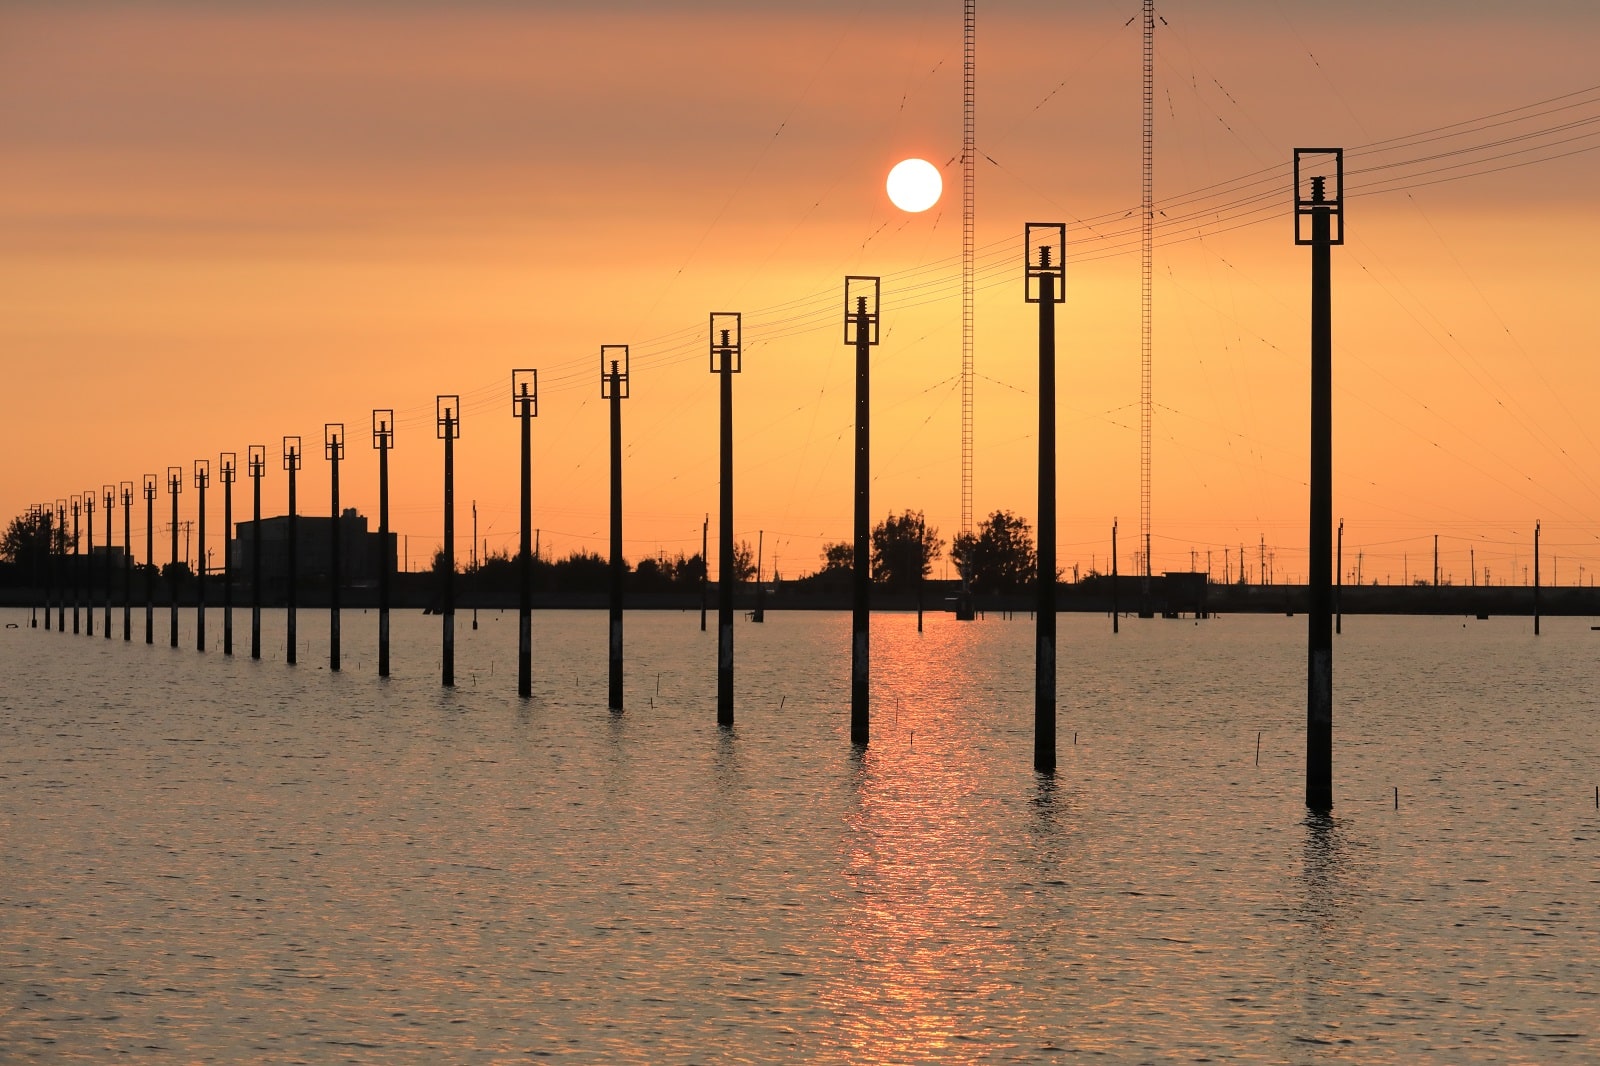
[[247, 446, 265, 660], [102, 485, 114, 639], [140, 481, 154, 643], [1112, 518, 1120, 633], [1433, 533, 1439, 588], [1027, 222, 1065, 776], [1295, 147, 1343, 813], [710, 313, 741, 727], [753, 529, 765, 623], [325, 424, 344, 671], [371, 412, 394, 678], [437, 396, 461, 688], [166, 469, 183, 646], [194, 459, 209, 652], [283, 437, 301, 665], [511, 372, 538, 698], [83, 489, 94, 636], [845, 275, 880, 747], [218, 455, 235, 655], [1533, 520, 1541, 636], [700, 513, 708, 633], [471, 500, 479, 631], [1336, 518, 1343, 635], [601, 348, 630, 711]]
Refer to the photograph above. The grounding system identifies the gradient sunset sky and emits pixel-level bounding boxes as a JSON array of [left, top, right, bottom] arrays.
[[4, 1, 1598, 585]]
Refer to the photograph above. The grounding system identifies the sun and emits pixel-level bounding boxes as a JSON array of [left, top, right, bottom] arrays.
[[886, 158, 942, 213]]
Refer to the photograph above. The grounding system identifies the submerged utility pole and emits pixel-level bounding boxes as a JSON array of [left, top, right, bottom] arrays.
[[219, 454, 235, 655], [1111, 519, 1120, 633], [82, 489, 94, 636], [325, 424, 344, 672], [511, 373, 537, 698], [247, 446, 266, 660], [1336, 518, 1343, 635], [1534, 520, 1541, 636], [166, 468, 182, 647], [700, 514, 708, 633], [845, 276, 880, 747], [102, 485, 114, 639], [1027, 223, 1065, 776], [120, 482, 133, 640], [284, 437, 301, 665], [437, 396, 460, 688], [372, 412, 394, 678], [1296, 147, 1343, 813], [710, 313, 741, 728], [194, 459, 209, 652], [602, 349, 630, 711], [141, 479, 155, 643]]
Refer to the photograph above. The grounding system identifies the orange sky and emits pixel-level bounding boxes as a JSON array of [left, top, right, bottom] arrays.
[[4, 1, 1599, 586]]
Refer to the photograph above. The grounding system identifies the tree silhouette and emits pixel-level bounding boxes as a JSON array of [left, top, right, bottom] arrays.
[[951, 510, 1035, 594], [870, 509, 942, 591]]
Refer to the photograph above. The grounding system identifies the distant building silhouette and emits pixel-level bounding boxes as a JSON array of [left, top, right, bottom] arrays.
[[233, 508, 395, 593]]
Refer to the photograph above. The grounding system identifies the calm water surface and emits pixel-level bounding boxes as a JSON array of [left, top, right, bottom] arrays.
[[3, 606, 1597, 1063]]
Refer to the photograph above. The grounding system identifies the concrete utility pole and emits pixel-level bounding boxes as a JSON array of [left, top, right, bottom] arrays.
[[194, 459, 209, 652], [1295, 147, 1343, 813], [1026, 223, 1065, 776], [102, 485, 114, 639], [845, 276, 880, 747], [511, 374, 537, 697], [325, 425, 344, 671], [1112, 518, 1120, 633], [1336, 518, 1343, 635], [1534, 521, 1541, 636], [284, 437, 301, 665], [710, 313, 742, 728], [601, 350, 630, 711], [82, 489, 93, 636], [166, 469, 182, 647], [372, 412, 395, 678], [219, 455, 235, 655], [436, 397, 460, 688], [140, 480, 154, 643], [120, 482, 133, 641], [247, 446, 266, 660]]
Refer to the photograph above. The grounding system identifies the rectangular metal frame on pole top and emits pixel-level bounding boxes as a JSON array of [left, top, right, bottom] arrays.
[[282, 436, 302, 470], [219, 453, 236, 485], [709, 313, 742, 373], [436, 395, 461, 438], [194, 458, 210, 489], [1024, 222, 1067, 303], [371, 410, 394, 449], [141, 476, 156, 500], [511, 370, 538, 416], [248, 445, 266, 477], [1294, 148, 1345, 245], [599, 346, 630, 399], [167, 466, 183, 494], [843, 276, 880, 345], [120, 480, 133, 505], [325, 423, 345, 460]]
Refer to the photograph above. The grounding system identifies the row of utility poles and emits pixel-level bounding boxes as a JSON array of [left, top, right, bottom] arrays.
[[28, 152, 1342, 806]]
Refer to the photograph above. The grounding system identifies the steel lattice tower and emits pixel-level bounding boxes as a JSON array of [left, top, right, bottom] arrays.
[[961, 0, 976, 536], [1140, 0, 1154, 581]]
